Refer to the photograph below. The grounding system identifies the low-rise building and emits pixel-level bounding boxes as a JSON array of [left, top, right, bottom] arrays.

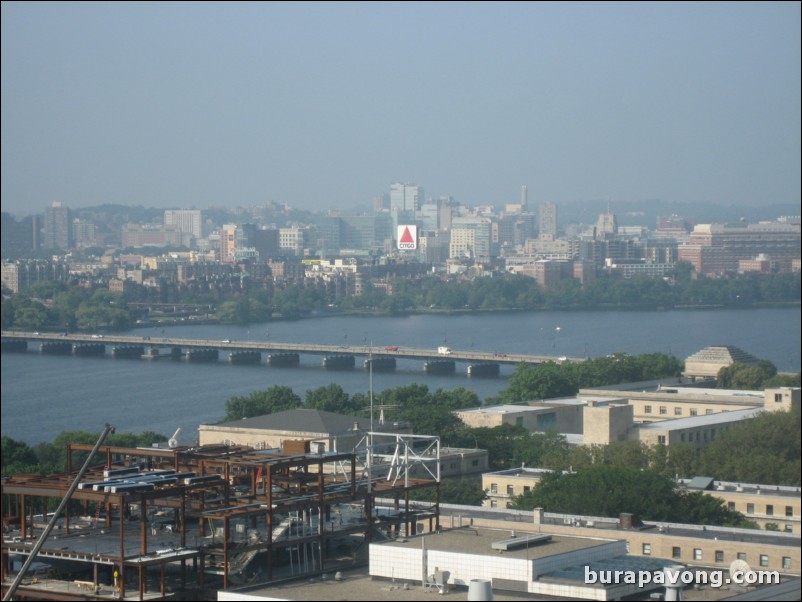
[[455, 401, 584, 434], [481, 467, 553, 508], [680, 477, 801, 534]]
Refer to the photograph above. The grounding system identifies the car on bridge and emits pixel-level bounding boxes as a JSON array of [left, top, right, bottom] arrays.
[[385, 346, 398, 351]]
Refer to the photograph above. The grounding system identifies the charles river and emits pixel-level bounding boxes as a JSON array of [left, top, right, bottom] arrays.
[[2, 308, 800, 445]]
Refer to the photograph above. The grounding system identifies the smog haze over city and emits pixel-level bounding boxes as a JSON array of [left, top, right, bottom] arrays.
[[1, 2, 800, 216]]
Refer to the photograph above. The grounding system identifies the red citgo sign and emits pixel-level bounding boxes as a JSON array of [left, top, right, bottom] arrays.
[[397, 225, 417, 250]]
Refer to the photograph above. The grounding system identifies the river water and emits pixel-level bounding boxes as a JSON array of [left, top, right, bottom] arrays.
[[2, 308, 799, 445]]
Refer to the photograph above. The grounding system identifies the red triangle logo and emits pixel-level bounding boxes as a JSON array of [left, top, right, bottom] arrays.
[[400, 227, 414, 243]]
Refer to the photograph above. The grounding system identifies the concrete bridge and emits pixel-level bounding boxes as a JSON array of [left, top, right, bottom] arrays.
[[1, 330, 584, 373]]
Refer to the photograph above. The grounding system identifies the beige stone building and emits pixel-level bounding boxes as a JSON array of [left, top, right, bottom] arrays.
[[682, 345, 762, 380], [634, 407, 763, 450], [481, 467, 553, 508], [199, 408, 378, 452], [577, 386, 799, 425], [482, 468, 802, 535], [680, 478, 801, 534], [455, 401, 584, 434]]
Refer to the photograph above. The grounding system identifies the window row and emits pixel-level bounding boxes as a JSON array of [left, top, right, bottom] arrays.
[[659, 546, 792, 569]]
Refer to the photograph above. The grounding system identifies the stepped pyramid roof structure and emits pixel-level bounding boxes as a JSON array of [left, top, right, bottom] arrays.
[[683, 345, 761, 379]]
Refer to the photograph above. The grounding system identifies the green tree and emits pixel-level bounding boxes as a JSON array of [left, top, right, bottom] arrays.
[[1, 437, 40, 473], [510, 466, 754, 527], [504, 362, 576, 401], [695, 408, 801, 485], [223, 386, 303, 422], [305, 384, 359, 414], [717, 362, 777, 390], [409, 478, 487, 506]]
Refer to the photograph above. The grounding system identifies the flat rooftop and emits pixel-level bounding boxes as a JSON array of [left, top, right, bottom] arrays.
[[224, 566, 536, 601], [379, 527, 612, 561], [457, 404, 546, 414], [637, 408, 763, 431]]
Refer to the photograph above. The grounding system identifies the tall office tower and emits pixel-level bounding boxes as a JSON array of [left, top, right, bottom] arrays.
[[390, 182, 422, 233], [220, 224, 238, 262], [1, 213, 39, 258], [164, 209, 203, 239], [44, 201, 72, 250], [539, 201, 557, 241], [418, 198, 442, 232], [390, 182, 422, 213], [521, 185, 528, 209]]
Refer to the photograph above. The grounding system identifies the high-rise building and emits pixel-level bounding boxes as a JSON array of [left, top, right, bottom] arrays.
[[1, 213, 39, 258], [539, 202, 557, 241], [72, 219, 97, 248], [44, 201, 71, 250], [449, 217, 493, 261], [390, 182, 422, 234], [521, 185, 528, 209], [596, 213, 618, 237], [220, 224, 238, 262], [164, 210, 203, 239], [390, 182, 422, 214]]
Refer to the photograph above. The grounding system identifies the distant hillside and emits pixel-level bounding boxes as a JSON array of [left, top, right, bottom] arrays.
[[554, 200, 799, 228]]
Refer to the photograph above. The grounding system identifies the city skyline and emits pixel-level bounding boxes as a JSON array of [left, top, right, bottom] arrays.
[[2, 2, 800, 215]]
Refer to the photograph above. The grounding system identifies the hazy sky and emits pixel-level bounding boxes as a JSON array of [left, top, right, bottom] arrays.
[[2, 2, 800, 216]]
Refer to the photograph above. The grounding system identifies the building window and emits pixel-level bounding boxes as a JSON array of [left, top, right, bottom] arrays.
[[706, 409, 714, 415], [737, 553, 747, 561], [490, 500, 497, 508], [694, 549, 702, 561], [775, 393, 783, 402], [507, 485, 514, 495], [681, 434, 686, 442], [674, 407, 682, 416], [784, 525, 793, 533], [490, 483, 498, 493], [523, 486, 531, 494], [786, 506, 793, 517], [760, 555, 769, 567], [659, 406, 667, 415], [783, 557, 792, 569], [515, 416, 524, 427], [644, 405, 652, 414], [747, 503, 755, 514], [715, 551, 724, 563], [690, 409, 698, 416], [728, 502, 736, 511], [672, 547, 681, 559], [643, 543, 651, 555], [657, 435, 666, 445], [472, 460, 479, 467], [766, 505, 774, 516]]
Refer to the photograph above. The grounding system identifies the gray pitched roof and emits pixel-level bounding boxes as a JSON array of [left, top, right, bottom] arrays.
[[219, 408, 369, 434], [686, 476, 715, 490]]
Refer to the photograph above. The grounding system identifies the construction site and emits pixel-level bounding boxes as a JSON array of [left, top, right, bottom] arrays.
[[1, 429, 443, 600]]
